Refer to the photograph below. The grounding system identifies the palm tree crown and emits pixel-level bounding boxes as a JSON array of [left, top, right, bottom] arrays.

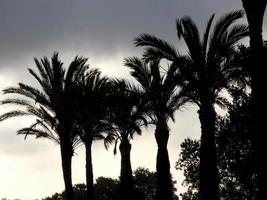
[[73, 67, 113, 142], [0, 53, 88, 200], [124, 58, 188, 123], [105, 80, 147, 145], [70, 66, 114, 200], [134, 10, 249, 106], [103, 79, 147, 200], [124, 57, 189, 200], [0, 53, 88, 147], [133, 10, 249, 200]]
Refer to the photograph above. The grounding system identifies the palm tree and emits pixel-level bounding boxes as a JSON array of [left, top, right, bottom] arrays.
[[124, 58, 189, 200], [241, 1, 267, 199], [104, 80, 147, 200], [134, 10, 248, 200], [72, 67, 113, 200], [0, 53, 87, 200]]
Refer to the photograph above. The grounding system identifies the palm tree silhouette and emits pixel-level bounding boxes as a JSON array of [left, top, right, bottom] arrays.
[[0, 53, 87, 200], [72, 67, 113, 200], [133, 10, 248, 200], [104, 79, 147, 200], [124, 58, 189, 200], [241, 1, 267, 199]]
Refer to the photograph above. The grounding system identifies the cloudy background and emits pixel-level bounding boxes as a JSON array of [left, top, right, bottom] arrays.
[[0, 0, 266, 199]]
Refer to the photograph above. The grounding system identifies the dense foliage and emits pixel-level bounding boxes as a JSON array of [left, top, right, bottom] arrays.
[[42, 168, 178, 200], [176, 92, 256, 199]]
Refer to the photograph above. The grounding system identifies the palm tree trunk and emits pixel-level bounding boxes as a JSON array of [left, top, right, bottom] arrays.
[[249, 40, 267, 200], [242, 1, 267, 199], [60, 142, 74, 200], [119, 137, 134, 200], [85, 139, 94, 200], [198, 100, 220, 200], [155, 119, 174, 200]]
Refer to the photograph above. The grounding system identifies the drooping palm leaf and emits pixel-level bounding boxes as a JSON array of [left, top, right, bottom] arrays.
[[134, 34, 179, 61]]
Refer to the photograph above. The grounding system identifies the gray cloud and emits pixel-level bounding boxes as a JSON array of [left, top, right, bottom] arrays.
[[0, 0, 252, 82], [0, 0, 248, 70]]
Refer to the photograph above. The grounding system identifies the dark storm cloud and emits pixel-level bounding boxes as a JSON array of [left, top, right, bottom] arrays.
[[0, 0, 262, 155], [0, 0, 245, 71], [0, 0, 253, 158]]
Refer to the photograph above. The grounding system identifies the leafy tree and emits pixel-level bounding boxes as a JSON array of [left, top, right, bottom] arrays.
[[134, 167, 157, 200], [44, 184, 88, 200], [43, 168, 178, 200], [134, 167, 178, 200], [176, 92, 256, 200], [124, 58, 189, 200], [134, 10, 248, 200], [94, 177, 120, 200], [73, 184, 87, 200], [104, 80, 147, 200], [43, 192, 63, 200], [176, 139, 200, 200], [241, 1, 267, 199], [0, 53, 87, 200]]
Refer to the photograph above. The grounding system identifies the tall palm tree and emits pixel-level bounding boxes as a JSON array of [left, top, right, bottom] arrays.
[[72, 67, 113, 200], [124, 58, 189, 200], [0, 53, 87, 200], [241, 1, 267, 199], [104, 80, 147, 200], [134, 10, 248, 200]]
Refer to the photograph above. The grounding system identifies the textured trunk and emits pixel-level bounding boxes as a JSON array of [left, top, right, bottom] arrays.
[[119, 137, 134, 200], [198, 98, 220, 200], [60, 142, 74, 200], [155, 119, 174, 200], [242, 1, 267, 199], [85, 140, 94, 200]]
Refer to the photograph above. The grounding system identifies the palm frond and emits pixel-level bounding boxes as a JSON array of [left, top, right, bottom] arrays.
[[1, 98, 32, 107], [176, 16, 202, 62], [167, 90, 191, 122], [28, 68, 51, 94], [17, 127, 59, 144], [41, 56, 53, 84], [209, 10, 245, 52], [124, 57, 151, 90], [3, 86, 48, 105], [134, 34, 179, 61], [113, 137, 120, 155], [33, 57, 51, 86], [142, 47, 178, 62], [129, 124, 142, 138], [26, 104, 56, 130], [0, 110, 30, 122], [203, 13, 215, 57], [17, 119, 43, 140], [223, 24, 249, 47], [65, 56, 88, 91], [103, 133, 118, 150], [19, 83, 50, 106], [51, 53, 65, 87]]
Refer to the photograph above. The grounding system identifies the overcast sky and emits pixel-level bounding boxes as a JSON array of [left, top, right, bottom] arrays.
[[0, 0, 266, 199]]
